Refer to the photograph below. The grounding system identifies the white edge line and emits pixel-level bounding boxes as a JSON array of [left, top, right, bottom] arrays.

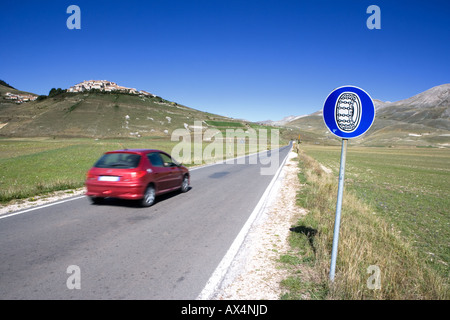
[[0, 195, 86, 220], [189, 145, 286, 171], [196, 143, 293, 300]]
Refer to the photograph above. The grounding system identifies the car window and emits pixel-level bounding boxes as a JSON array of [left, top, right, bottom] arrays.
[[147, 152, 164, 167], [159, 153, 174, 166], [95, 153, 141, 169]]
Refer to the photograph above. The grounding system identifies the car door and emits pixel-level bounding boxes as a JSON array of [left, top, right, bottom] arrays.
[[147, 152, 172, 192], [159, 152, 183, 189]]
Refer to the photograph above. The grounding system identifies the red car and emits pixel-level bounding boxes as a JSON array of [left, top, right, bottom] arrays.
[[85, 149, 190, 207]]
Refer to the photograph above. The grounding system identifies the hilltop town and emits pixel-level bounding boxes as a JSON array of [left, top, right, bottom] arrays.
[[1, 80, 157, 104], [68, 80, 155, 97]]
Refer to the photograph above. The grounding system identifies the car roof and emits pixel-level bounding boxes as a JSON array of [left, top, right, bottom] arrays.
[[106, 149, 166, 154]]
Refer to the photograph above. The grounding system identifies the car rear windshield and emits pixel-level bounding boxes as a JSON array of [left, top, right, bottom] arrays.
[[94, 153, 141, 169]]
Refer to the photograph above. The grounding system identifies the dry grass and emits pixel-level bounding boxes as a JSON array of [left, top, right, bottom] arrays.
[[281, 145, 449, 299]]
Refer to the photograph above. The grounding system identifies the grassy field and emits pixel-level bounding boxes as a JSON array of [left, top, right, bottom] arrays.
[[302, 144, 450, 277], [204, 120, 246, 128], [280, 143, 449, 299], [0, 137, 179, 203]]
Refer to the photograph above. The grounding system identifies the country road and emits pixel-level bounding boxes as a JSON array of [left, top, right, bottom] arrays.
[[0, 144, 292, 299]]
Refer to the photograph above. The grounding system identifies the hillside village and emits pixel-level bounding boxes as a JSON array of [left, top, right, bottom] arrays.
[[1, 80, 156, 104], [4, 92, 38, 104], [68, 80, 155, 97]]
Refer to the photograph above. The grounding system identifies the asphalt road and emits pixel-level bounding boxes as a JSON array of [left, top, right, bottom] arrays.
[[0, 144, 292, 299]]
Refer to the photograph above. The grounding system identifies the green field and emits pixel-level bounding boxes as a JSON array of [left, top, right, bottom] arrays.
[[281, 144, 449, 299], [301, 144, 450, 277], [204, 120, 245, 128], [0, 137, 180, 203]]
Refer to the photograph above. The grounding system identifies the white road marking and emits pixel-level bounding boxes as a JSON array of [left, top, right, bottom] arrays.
[[189, 147, 282, 171], [0, 196, 86, 220]]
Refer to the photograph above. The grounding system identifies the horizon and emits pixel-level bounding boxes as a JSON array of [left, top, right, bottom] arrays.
[[2, 78, 449, 120], [1, 0, 449, 122]]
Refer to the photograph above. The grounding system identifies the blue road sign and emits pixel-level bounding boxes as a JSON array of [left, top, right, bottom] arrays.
[[323, 86, 375, 139]]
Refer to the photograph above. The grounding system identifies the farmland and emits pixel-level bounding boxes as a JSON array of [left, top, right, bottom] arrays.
[[0, 137, 176, 203], [281, 144, 449, 299], [302, 144, 450, 277]]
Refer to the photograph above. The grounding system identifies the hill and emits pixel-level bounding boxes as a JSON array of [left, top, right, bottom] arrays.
[[287, 84, 450, 147], [0, 81, 289, 139], [0, 82, 38, 99]]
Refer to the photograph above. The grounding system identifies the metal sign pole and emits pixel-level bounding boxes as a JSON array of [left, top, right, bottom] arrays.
[[329, 138, 348, 282], [323, 85, 375, 282]]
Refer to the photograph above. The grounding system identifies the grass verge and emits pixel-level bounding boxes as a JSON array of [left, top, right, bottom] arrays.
[[280, 145, 449, 299]]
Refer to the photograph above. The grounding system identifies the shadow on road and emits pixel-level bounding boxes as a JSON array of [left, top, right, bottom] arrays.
[[89, 186, 193, 208]]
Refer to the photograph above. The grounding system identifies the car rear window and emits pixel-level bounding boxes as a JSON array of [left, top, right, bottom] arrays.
[[147, 152, 164, 167], [94, 153, 141, 169]]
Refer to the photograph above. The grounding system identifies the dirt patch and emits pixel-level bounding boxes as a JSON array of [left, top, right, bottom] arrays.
[[214, 151, 307, 299]]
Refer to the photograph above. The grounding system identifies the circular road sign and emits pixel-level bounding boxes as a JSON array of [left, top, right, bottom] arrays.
[[323, 86, 375, 139]]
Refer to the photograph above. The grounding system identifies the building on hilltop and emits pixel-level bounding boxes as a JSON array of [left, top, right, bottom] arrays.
[[67, 80, 154, 97]]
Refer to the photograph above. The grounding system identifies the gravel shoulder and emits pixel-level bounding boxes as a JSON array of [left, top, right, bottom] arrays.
[[0, 188, 86, 216], [214, 151, 307, 300]]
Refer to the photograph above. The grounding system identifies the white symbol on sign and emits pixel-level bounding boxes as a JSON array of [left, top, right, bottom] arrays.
[[335, 92, 361, 132]]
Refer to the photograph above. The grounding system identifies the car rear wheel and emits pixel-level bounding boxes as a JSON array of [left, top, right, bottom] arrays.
[[180, 175, 189, 193], [141, 185, 156, 207]]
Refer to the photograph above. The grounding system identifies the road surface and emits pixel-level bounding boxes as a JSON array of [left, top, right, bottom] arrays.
[[0, 144, 292, 299]]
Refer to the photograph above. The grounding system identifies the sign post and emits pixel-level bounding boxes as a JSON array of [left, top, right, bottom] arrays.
[[322, 86, 375, 282]]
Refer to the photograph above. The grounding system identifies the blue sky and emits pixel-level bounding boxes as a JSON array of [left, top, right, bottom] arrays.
[[1, 0, 449, 121]]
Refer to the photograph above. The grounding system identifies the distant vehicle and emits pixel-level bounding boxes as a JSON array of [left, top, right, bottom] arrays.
[[85, 149, 190, 207]]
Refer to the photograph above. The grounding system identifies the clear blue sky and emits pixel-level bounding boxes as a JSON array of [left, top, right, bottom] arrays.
[[1, 0, 449, 121]]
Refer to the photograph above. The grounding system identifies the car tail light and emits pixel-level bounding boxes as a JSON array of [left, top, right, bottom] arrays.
[[131, 171, 147, 179], [86, 171, 95, 180]]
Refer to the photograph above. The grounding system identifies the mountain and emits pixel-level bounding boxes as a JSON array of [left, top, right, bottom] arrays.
[[0, 81, 284, 139], [375, 84, 450, 130], [287, 84, 450, 147], [258, 115, 307, 126]]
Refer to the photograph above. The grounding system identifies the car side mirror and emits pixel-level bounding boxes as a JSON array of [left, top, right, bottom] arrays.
[[173, 160, 182, 167]]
